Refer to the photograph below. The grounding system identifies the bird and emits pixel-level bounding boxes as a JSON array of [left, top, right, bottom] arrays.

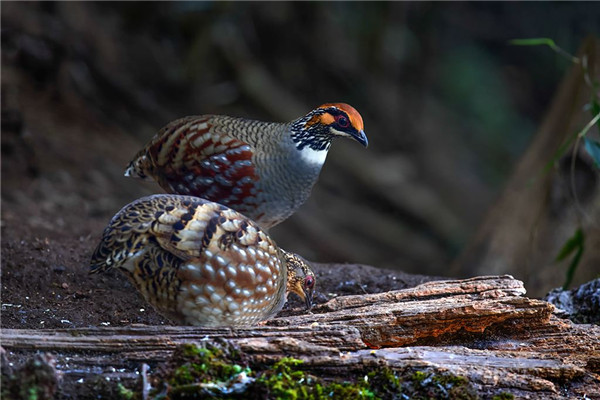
[[90, 194, 315, 326], [124, 103, 368, 229]]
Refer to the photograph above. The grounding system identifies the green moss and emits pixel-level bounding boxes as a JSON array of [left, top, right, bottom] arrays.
[[166, 343, 247, 388], [321, 382, 377, 400], [103, 344, 480, 400], [172, 364, 196, 385], [1, 354, 59, 400], [117, 383, 135, 400], [255, 357, 309, 400], [411, 370, 429, 383], [149, 343, 252, 399], [85, 375, 134, 399], [179, 343, 205, 358], [27, 386, 39, 400], [365, 367, 400, 398], [255, 358, 379, 400], [492, 393, 514, 400], [400, 369, 477, 400]]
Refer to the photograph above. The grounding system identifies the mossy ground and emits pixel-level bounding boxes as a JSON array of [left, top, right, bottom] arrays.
[[114, 343, 484, 400], [491, 394, 515, 400], [0, 354, 59, 400]]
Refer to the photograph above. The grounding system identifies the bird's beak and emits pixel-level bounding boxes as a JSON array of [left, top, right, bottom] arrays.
[[304, 289, 314, 310], [352, 130, 368, 147]]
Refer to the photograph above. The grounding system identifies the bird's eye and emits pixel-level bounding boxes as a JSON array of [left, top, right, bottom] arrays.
[[304, 275, 315, 289], [335, 115, 350, 128]]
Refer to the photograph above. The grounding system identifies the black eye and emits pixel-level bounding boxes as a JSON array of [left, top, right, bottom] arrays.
[[304, 275, 315, 289], [335, 115, 350, 128]]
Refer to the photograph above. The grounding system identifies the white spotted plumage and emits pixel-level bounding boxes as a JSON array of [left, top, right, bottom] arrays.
[[90, 194, 315, 326]]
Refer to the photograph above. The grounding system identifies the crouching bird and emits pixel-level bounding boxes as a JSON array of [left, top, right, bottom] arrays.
[[125, 103, 368, 229], [90, 194, 315, 326]]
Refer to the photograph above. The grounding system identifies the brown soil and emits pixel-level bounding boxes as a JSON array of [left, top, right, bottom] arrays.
[[1, 212, 435, 330], [1, 4, 440, 331], [0, 63, 435, 332], [0, 86, 434, 329]]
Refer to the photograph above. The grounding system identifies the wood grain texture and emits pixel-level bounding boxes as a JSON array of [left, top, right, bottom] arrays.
[[2, 275, 599, 398]]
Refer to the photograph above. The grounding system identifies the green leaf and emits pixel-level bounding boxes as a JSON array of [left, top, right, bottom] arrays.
[[578, 112, 600, 138], [564, 245, 584, 290], [591, 99, 600, 119], [509, 38, 557, 47], [555, 228, 585, 290], [555, 228, 584, 262], [584, 138, 600, 169], [509, 37, 579, 64], [542, 112, 600, 175]]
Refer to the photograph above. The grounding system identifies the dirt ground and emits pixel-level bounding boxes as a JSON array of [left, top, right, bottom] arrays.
[[0, 81, 437, 400], [1, 173, 434, 332], [1, 226, 435, 330], [0, 4, 446, 332], [0, 65, 437, 332], [1, 199, 435, 330], [1, 217, 436, 331]]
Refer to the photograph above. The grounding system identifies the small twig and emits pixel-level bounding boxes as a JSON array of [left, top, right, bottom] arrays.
[[569, 112, 600, 223], [509, 38, 580, 64], [141, 363, 150, 400], [581, 55, 594, 89], [577, 112, 600, 139]]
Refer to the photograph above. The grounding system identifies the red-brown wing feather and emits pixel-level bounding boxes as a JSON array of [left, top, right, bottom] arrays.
[[146, 117, 261, 209]]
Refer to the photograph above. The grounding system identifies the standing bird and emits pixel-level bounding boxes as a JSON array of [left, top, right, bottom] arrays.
[[125, 103, 368, 229], [90, 194, 315, 326]]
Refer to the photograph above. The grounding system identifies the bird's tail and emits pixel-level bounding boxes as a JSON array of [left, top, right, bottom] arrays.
[[89, 224, 131, 274], [89, 234, 116, 274]]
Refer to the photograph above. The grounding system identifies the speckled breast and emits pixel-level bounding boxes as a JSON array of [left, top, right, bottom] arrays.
[[91, 194, 289, 326]]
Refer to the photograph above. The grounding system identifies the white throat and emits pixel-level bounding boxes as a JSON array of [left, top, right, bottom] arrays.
[[299, 146, 328, 166]]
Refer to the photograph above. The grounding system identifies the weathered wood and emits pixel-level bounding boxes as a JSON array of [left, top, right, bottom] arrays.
[[277, 275, 548, 348], [2, 275, 599, 399]]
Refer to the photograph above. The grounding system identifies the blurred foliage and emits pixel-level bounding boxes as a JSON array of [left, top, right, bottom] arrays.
[[438, 45, 534, 185], [585, 137, 600, 169], [555, 228, 585, 290], [509, 37, 599, 289]]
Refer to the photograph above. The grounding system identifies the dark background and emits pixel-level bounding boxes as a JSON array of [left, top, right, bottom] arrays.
[[2, 1, 599, 304]]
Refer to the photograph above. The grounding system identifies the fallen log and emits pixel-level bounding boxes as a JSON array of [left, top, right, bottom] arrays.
[[2, 275, 599, 399]]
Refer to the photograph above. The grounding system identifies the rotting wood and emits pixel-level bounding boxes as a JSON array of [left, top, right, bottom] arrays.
[[2, 275, 599, 399], [272, 275, 552, 347]]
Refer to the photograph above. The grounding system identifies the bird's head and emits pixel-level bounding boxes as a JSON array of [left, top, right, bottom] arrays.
[[282, 250, 315, 310], [291, 103, 368, 152]]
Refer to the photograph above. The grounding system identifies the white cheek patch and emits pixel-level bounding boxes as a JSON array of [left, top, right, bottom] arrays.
[[299, 147, 328, 166], [329, 128, 356, 141]]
